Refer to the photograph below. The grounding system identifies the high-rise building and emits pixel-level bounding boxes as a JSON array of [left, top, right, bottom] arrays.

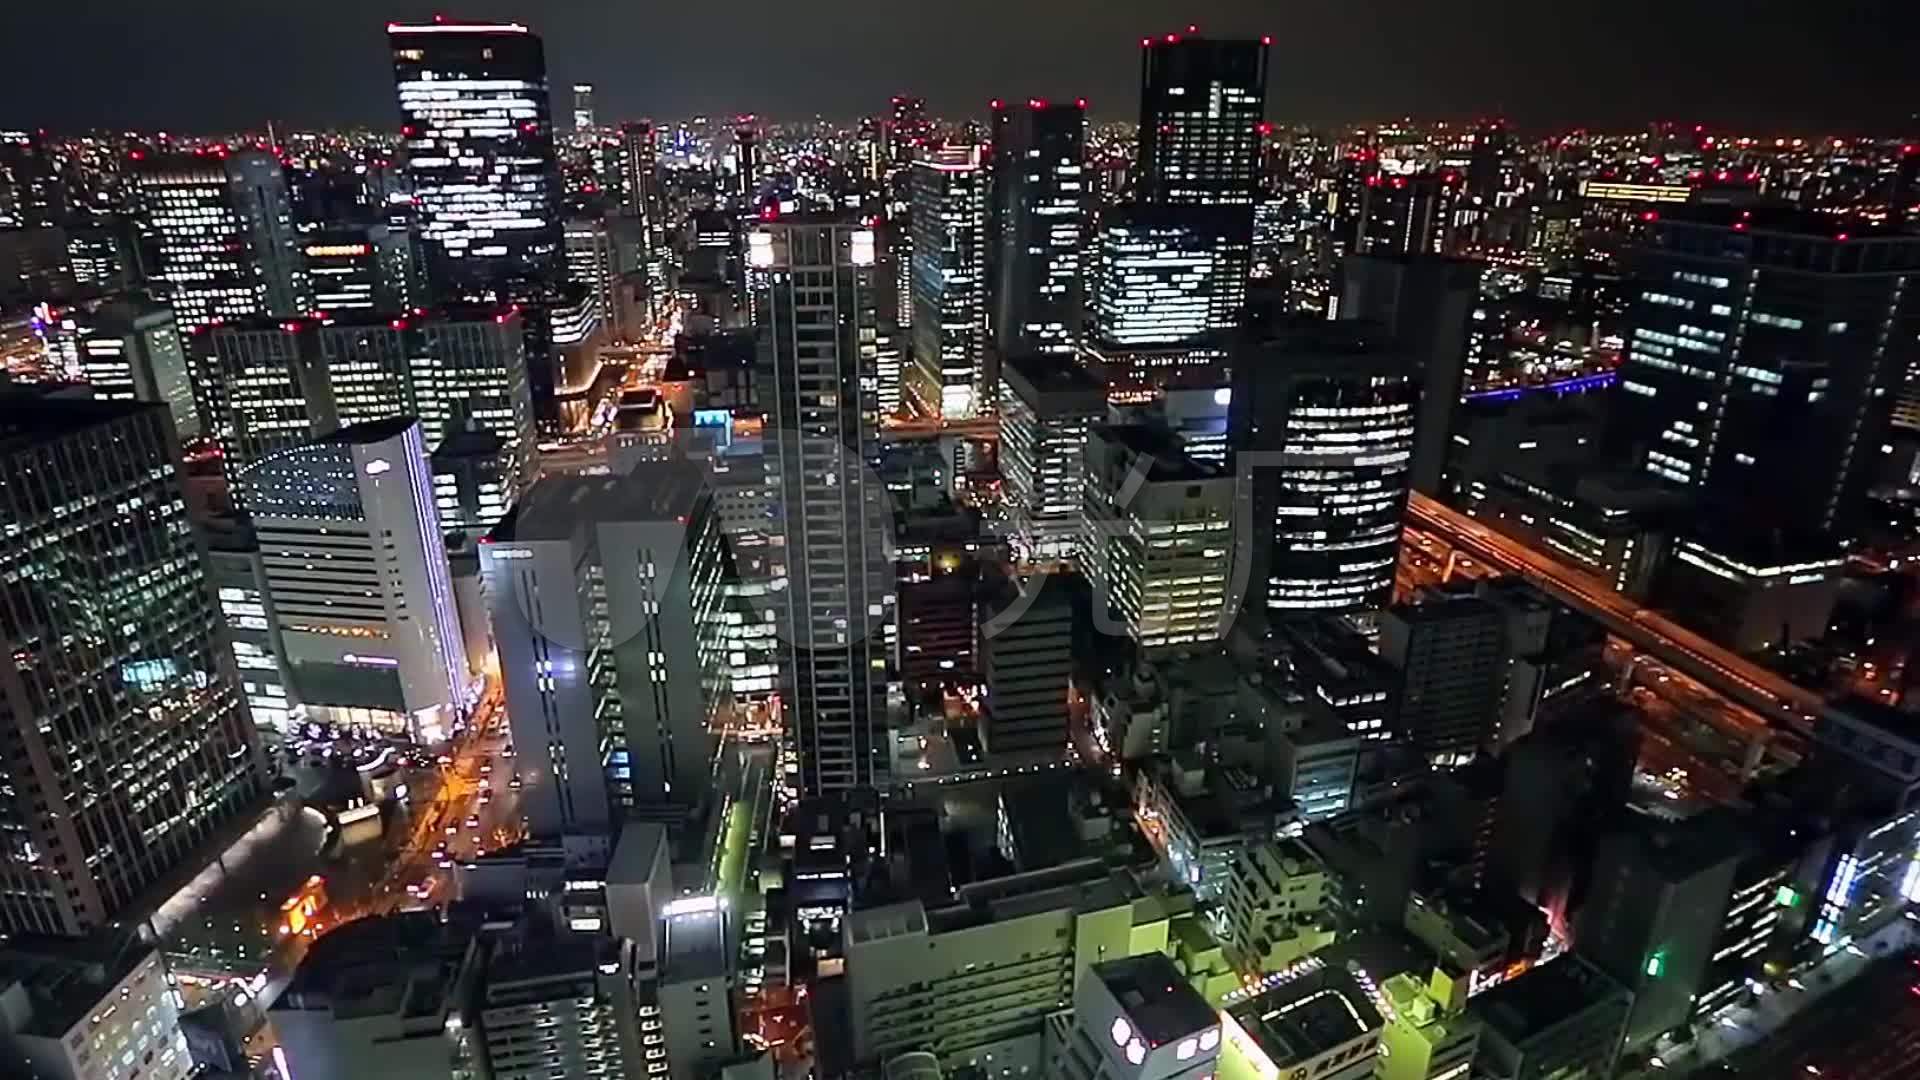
[[1340, 171, 1465, 256], [977, 568, 1075, 756], [571, 82, 596, 132], [390, 20, 563, 419], [478, 929, 634, 1080], [0, 395, 267, 937], [1136, 34, 1269, 209], [133, 150, 309, 330], [69, 295, 196, 437], [1379, 591, 1508, 766], [909, 144, 990, 419], [1615, 207, 1920, 550], [998, 354, 1105, 562], [1081, 423, 1234, 651], [203, 516, 296, 739], [192, 309, 537, 506], [992, 101, 1088, 358], [302, 225, 410, 314], [886, 96, 931, 171], [0, 131, 61, 228], [482, 464, 730, 834], [564, 214, 619, 330], [0, 942, 193, 1080], [619, 120, 659, 224], [1083, 204, 1243, 396], [752, 216, 895, 795], [734, 116, 761, 208], [1467, 955, 1630, 1080], [1339, 253, 1482, 496], [240, 418, 471, 744], [1229, 320, 1417, 621]]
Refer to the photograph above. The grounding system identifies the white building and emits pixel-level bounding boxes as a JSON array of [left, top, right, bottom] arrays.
[[483, 463, 729, 836], [1042, 952, 1220, 1080], [0, 945, 191, 1080], [479, 933, 634, 1080], [909, 145, 989, 419], [998, 354, 1105, 563], [242, 417, 471, 743]]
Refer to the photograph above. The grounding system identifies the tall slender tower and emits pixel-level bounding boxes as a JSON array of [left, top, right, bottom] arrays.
[[992, 100, 1088, 359], [908, 144, 990, 419], [752, 216, 894, 795], [1, 395, 268, 937]]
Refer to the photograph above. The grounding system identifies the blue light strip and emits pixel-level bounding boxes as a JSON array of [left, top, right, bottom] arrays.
[[1464, 370, 1619, 403]]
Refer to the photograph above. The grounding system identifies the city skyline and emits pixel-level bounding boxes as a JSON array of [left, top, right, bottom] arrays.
[[2, 1, 1917, 133]]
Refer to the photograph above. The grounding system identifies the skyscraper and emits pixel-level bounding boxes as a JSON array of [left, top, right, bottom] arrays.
[[1379, 591, 1508, 766], [734, 116, 761, 208], [992, 100, 1088, 359], [1229, 320, 1418, 622], [240, 417, 471, 744], [0, 395, 268, 937], [998, 353, 1105, 562], [571, 82, 596, 132], [1613, 207, 1920, 549], [390, 20, 563, 419], [133, 150, 309, 331], [302, 225, 411, 314], [564, 214, 619, 330], [908, 144, 990, 419], [752, 216, 894, 795], [69, 295, 196, 438]]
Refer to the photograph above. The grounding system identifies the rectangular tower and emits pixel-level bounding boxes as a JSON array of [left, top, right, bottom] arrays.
[[753, 216, 895, 795], [909, 145, 990, 419], [993, 101, 1088, 359]]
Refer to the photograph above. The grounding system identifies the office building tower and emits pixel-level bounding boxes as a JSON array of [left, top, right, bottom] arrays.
[[0, 943, 192, 1080], [658, 897, 738, 1080], [887, 96, 931, 170], [734, 116, 760, 207], [564, 214, 619, 329], [993, 100, 1087, 358], [571, 83, 596, 132], [1466, 119, 1516, 206], [390, 20, 562, 419], [431, 423, 517, 537], [202, 516, 296, 739], [302, 225, 410, 314], [876, 326, 905, 418], [241, 418, 470, 744], [754, 216, 895, 795], [1341, 171, 1465, 256], [1136, 32, 1267, 208], [847, 862, 1176, 1072], [391, 20, 560, 299], [978, 568, 1075, 756], [1229, 320, 1417, 620], [0, 396, 267, 937], [1339, 253, 1482, 496], [1616, 207, 1920, 550], [1379, 591, 1508, 766], [998, 354, 1105, 562], [483, 465, 729, 835], [1217, 958, 1384, 1080], [193, 310, 537, 501], [65, 225, 131, 292], [1081, 424, 1234, 651], [1043, 953, 1220, 1080], [69, 295, 196, 437], [909, 144, 990, 419], [0, 131, 60, 227], [1468, 954, 1631, 1080], [1083, 204, 1243, 396], [133, 150, 308, 330]]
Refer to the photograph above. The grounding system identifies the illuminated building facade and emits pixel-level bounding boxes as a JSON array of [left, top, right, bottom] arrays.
[[240, 418, 471, 743], [1081, 424, 1234, 651], [390, 20, 563, 420], [1091, 204, 1240, 348], [303, 225, 410, 314], [1229, 322, 1418, 620], [0, 397, 267, 938], [564, 214, 619, 330], [70, 295, 196, 437], [134, 150, 309, 331], [754, 216, 895, 795], [203, 516, 296, 739], [909, 144, 990, 419], [571, 82, 596, 132], [999, 353, 1105, 562], [993, 100, 1088, 358]]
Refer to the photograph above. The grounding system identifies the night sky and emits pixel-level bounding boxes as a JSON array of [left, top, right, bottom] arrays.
[[3, 0, 1916, 134]]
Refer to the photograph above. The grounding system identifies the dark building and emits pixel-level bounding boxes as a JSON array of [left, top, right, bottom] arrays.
[[1136, 33, 1268, 209], [990, 100, 1087, 359], [1338, 253, 1483, 495], [1336, 166, 1464, 257], [302, 225, 410, 314], [1379, 591, 1507, 766], [1574, 811, 1743, 1051], [1612, 206, 1920, 552], [978, 567, 1077, 757], [0, 394, 268, 937], [1229, 319, 1418, 621], [1491, 700, 1640, 919], [1470, 953, 1632, 1080]]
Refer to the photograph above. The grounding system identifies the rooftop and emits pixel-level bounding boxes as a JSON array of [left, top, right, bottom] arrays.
[[0, 937, 160, 1039], [0, 392, 160, 456], [1470, 953, 1628, 1044], [1001, 353, 1107, 411], [1093, 422, 1223, 482], [487, 460, 706, 544], [276, 911, 477, 1021], [1095, 953, 1218, 1047], [1226, 963, 1383, 1066]]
